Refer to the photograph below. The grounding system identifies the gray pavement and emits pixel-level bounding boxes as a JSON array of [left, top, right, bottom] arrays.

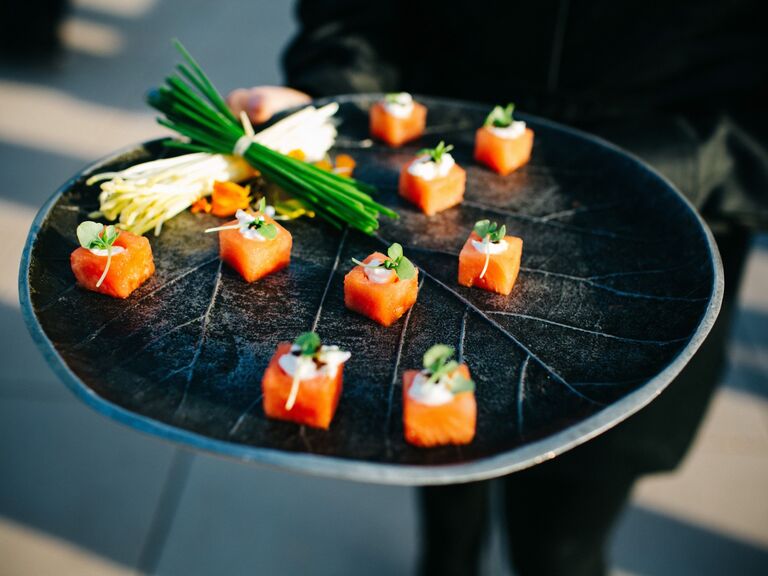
[[0, 1, 766, 574]]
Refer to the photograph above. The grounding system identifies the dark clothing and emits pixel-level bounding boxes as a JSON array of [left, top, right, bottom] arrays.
[[282, 1, 767, 574], [284, 0, 768, 227], [419, 223, 751, 576]]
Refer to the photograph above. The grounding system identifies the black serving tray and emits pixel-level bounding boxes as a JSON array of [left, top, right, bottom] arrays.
[[19, 95, 722, 485]]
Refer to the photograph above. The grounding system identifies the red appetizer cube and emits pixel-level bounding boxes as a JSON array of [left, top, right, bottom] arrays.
[[474, 125, 534, 175], [370, 94, 427, 147], [70, 227, 154, 299], [398, 142, 466, 215], [403, 363, 476, 448], [262, 339, 349, 429], [458, 230, 523, 296], [474, 104, 534, 175], [218, 211, 292, 282], [344, 250, 419, 326]]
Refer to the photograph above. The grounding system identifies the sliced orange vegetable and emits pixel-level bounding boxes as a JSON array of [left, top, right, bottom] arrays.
[[218, 213, 292, 282], [398, 160, 466, 215], [474, 126, 534, 176], [333, 153, 356, 177], [370, 101, 427, 147], [458, 231, 523, 295], [262, 343, 345, 429], [70, 229, 155, 299], [191, 197, 212, 214], [313, 158, 333, 172], [211, 181, 251, 217], [344, 252, 419, 326], [402, 365, 476, 447], [287, 149, 306, 161]]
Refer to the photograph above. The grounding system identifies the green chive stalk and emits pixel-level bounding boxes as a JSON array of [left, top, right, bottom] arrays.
[[147, 40, 398, 234]]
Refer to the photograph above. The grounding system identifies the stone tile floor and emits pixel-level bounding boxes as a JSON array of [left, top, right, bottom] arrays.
[[0, 1, 766, 574]]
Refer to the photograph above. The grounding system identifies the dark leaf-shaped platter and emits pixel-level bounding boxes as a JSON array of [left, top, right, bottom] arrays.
[[20, 95, 723, 485]]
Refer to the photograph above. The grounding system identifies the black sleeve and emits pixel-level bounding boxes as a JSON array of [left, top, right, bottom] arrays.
[[590, 109, 768, 230], [282, 0, 402, 97]]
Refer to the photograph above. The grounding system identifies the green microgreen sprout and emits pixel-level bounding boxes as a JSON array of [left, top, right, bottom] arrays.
[[293, 331, 321, 357], [351, 242, 416, 281], [473, 219, 507, 244], [422, 344, 475, 394], [484, 103, 516, 128], [245, 197, 278, 239], [77, 221, 121, 288], [204, 196, 277, 239], [417, 141, 454, 164], [473, 219, 507, 279], [285, 331, 323, 411], [385, 92, 410, 105]]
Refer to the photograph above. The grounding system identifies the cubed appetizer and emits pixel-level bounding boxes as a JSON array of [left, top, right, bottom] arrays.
[[370, 92, 427, 147], [474, 103, 534, 175], [399, 141, 466, 215], [458, 219, 523, 296], [206, 198, 292, 283], [262, 332, 351, 429], [70, 221, 154, 299], [344, 242, 418, 326], [403, 345, 476, 447]]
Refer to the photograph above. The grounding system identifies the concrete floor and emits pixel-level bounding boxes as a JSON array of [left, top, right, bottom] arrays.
[[0, 1, 766, 574]]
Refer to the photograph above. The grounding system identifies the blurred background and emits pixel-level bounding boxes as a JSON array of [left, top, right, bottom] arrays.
[[0, 1, 766, 574]]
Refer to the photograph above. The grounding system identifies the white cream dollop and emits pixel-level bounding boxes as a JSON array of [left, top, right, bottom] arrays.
[[382, 92, 414, 118], [278, 345, 351, 380], [471, 238, 509, 255], [488, 120, 526, 140], [408, 371, 454, 406], [362, 258, 396, 284], [235, 209, 273, 241], [89, 246, 126, 257], [407, 153, 455, 180]]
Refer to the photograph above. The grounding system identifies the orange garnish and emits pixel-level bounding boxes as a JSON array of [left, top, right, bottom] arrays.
[[191, 197, 212, 214], [211, 181, 251, 217], [313, 159, 333, 172], [333, 154, 356, 177], [287, 149, 306, 161]]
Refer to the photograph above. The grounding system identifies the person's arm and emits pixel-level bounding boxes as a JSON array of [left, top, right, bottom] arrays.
[[229, 0, 401, 123]]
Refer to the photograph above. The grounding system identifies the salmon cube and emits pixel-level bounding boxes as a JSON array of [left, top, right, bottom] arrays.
[[474, 126, 534, 176], [370, 101, 427, 147], [262, 343, 345, 429], [402, 366, 476, 447], [458, 231, 523, 295], [398, 160, 466, 215], [70, 229, 154, 298], [219, 214, 292, 282], [344, 252, 419, 326]]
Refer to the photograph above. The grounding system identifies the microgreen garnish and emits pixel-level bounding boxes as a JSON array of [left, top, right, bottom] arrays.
[[484, 103, 516, 128], [246, 219, 277, 239], [204, 198, 277, 239], [77, 221, 121, 288], [473, 219, 507, 279], [473, 219, 506, 243], [385, 92, 409, 105], [77, 221, 119, 251], [351, 242, 416, 280], [422, 344, 475, 394], [294, 332, 321, 357], [285, 331, 322, 411], [245, 199, 278, 239], [417, 141, 454, 164]]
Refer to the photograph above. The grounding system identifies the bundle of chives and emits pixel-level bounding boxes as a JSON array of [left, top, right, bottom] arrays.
[[146, 40, 398, 234]]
